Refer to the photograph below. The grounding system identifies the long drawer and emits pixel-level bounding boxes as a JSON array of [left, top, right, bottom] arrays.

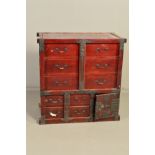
[[41, 94, 90, 107], [41, 106, 90, 119]]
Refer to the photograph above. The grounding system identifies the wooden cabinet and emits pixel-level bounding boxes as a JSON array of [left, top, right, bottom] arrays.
[[37, 32, 126, 124]]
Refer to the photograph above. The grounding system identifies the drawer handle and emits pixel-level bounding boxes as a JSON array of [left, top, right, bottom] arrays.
[[51, 47, 68, 53], [74, 109, 86, 114], [54, 64, 69, 70], [95, 79, 106, 85], [54, 80, 68, 85], [96, 47, 109, 52], [45, 98, 63, 103], [73, 97, 87, 102], [96, 63, 109, 69], [49, 112, 57, 117]]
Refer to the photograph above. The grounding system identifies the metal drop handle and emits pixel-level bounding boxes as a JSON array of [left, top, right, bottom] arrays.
[[54, 64, 69, 70], [45, 98, 62, 103], [96, 47, 109, 52], [74, 109, 86, 114], [51, 47, 68, 53], [96, 63, 109, 69], [95, 79, 106, 85], [54, 80, 68, 85]]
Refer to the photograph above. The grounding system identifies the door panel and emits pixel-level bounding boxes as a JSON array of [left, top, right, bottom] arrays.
[[95, 93, 120, 120]]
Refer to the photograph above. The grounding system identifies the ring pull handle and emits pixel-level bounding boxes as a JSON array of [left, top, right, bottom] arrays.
[[96, 63, 109, 69]]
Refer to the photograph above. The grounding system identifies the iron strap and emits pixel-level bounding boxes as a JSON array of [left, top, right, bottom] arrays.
[[89, 93, 95, 121], [64, 92, 70, 122], [79, 40, 86, 90], [38, 39, 44, 53]]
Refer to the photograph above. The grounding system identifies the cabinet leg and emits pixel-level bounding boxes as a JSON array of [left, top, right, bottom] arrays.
[[38, 116, 45, 125]]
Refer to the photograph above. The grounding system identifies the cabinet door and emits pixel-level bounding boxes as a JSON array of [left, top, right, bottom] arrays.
[[95, 93, 120, 120]]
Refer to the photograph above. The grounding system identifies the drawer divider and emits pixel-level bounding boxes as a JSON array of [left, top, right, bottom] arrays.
[[79, 40, 86, 89]]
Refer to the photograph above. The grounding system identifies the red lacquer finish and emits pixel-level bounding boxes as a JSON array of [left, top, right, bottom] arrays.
[[85, 73, 117, 89], [85, 57, 118, 74], [44, 58, 79, 75], [86, 44, 119, 57], [45, 44, 79, 58], [70, 94, 90, 106], [44, 74, 78, 90], [37, 32, 127, 124]]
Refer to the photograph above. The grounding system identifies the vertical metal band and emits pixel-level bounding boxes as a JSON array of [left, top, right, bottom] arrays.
[[120, 39, 124, 51], [64, 92, 70, 122], [79, 40, 86, 89], [89, 93, 95, 121], [116, 39, 125, 88], [39, 39, 44, 54]]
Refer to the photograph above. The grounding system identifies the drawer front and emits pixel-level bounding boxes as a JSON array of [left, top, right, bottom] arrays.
[[44, 75, 78, 90], [45, 59, 78, 75], [86, 44, 119, 57], [45, 44, 79, 58], [85, 73, 117, 89], [41, 95, 64, 107], [70, 94, 90, 106], [41, 107, 64, 119], [69, 106, 90, 117], [85, 58, 118, 74]]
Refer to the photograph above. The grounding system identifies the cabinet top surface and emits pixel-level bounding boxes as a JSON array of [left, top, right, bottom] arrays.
[[37, 32, 124, 40]]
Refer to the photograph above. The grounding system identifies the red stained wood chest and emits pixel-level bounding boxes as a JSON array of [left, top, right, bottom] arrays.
[[37, 32, 127, 124]]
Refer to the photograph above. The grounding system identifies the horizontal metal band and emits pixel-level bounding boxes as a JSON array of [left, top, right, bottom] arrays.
[[40, 89, 120, 96]]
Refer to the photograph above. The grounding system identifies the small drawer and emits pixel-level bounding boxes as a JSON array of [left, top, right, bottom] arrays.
[[70, 94, 90, 106], [44, 74, 78, 90], [41, 107, 64, 119], [45, 59, 79, 75], [69, 106, 90, 117], [85, 73, 117, 89], [41, 95, 64, 107], [45, 44, 78, 58], [86, 44, 119, 57], [85, 58, 118, 74]]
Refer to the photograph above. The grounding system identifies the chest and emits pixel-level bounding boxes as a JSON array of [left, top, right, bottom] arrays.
[[37, 32, 126, 124]]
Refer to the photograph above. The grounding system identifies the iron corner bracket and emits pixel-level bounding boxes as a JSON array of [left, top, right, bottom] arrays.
[[120, 39, 126, 51], [39, 116, 45, 125], [40, 91, 51, 96], [36, 32, 39, 37], [38, 39, 44, 53]]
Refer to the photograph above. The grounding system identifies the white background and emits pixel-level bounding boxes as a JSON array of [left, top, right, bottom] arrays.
[[0, 0, 155, 155]]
